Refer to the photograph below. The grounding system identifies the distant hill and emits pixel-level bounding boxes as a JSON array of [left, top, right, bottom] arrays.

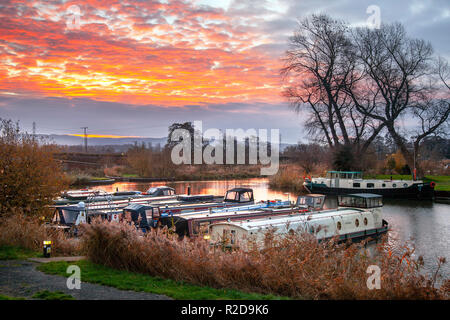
[[37, 134, 293, 152], [39, 134, 167, 146]]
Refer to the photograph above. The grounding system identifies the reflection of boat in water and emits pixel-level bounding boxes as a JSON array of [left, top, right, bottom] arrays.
[[209, 193, 389, 250], [303, 171, 434, 199]]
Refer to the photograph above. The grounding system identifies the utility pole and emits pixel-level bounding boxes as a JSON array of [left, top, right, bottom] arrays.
[[32, 122, 36, 141], [81, 127, 88, 153]]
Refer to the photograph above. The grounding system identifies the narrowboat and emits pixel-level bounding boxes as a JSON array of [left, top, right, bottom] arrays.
[[126, 194, 326, 236], [208, 193, 389, 250], [303, 171, 434, 199], [50, 202, 121, 235], [54, 186, 177, 206]]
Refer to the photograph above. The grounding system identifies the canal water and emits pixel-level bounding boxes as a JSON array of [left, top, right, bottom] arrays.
[[96, 178, 449, 277]]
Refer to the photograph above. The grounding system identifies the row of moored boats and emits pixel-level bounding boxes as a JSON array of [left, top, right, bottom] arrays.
[[51, 186, 389, 249]]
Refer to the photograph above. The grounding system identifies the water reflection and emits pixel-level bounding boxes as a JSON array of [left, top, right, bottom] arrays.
[[94, 178, 449, 276]]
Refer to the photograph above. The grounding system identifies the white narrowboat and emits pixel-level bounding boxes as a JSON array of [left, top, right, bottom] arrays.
[[209, 194, 389, 250]]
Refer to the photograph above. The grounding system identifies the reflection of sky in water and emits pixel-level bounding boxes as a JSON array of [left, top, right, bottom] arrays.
[[91, 178, 450, 278]]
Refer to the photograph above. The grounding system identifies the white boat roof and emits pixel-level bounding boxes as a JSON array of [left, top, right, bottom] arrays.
[[223, 208, 365, 231]]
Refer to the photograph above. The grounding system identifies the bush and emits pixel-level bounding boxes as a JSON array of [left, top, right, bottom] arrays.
[[0, 119, 67, 217], [81, 220, 449, 299], [269, 166, 303, 192]]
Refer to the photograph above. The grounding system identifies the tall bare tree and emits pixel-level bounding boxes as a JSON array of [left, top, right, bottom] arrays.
[[349, 23, 450, 175], [281, 14, 384, 154]]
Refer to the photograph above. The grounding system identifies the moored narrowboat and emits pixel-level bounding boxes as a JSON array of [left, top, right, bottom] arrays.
[[209, 193, 388, 250], [303, 171, 434, 199]]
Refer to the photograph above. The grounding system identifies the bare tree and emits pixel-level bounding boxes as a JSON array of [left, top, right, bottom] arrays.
[[281, 14, 384, 154], [348, 23, 450, 175]]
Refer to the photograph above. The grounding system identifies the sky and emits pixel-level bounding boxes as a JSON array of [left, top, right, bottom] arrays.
[[0, 0, 449, 143]]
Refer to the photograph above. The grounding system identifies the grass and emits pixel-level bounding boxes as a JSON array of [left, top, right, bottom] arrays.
[[364, 174, 450, 191], [32, 290, 74, 300], [37, 260, 288, 300], [0, 294, 25, 300], [121, 173, 139, 178], [0, 245, 41, 260]]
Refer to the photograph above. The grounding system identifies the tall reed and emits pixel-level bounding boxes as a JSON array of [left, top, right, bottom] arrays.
[[81, 220, 449, 299], [0, 212, 81, 256]]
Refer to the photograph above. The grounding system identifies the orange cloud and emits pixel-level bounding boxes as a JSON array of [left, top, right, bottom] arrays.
[[68, 134, 143, 138], [0, 0, 285, 107]]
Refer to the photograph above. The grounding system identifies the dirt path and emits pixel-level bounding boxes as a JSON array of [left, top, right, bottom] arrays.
[[0, 260, 171, 300]]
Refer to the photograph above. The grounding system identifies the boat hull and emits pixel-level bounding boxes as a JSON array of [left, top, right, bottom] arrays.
[[304, 183, 434, 199]]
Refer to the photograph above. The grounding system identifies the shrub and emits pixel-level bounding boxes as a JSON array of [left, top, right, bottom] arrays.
[[0, 119, 67, 217], [269, 166, 303, 192], [81, 220, 449, 299]]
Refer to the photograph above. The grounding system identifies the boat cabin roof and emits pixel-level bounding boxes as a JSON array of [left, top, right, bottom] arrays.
[[347, 193, 382, 199], [214, 208, 364, 232], [327, 171, 363, 174], [338, 193, 383, 208], [227, 188, 253, 193], [123, 203, 150, 211]]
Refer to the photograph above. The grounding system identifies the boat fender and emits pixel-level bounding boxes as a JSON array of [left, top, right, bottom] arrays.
[[430, 181, 436, 188]]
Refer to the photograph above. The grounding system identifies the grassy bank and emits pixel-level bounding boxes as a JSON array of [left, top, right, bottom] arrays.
[[0, 245, 41, 260], [0, 294, 25, 300], [37, 260, 287, 300]]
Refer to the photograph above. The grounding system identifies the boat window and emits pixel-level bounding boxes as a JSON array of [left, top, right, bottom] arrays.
[[152, 208, 159, 218], [61, 209, 79, 224], [222, 229, 230, 243], [198, 222, 210, 235], [364, 218, 368, 226], [382, 183, 386, 187], [337, 221, 342, 230], [230, 230, 236, 244], [163, 189, 170, 195], [367, 183, 374, 188], [393, 183, 397, 188], [225, 191, 239, 201], [239, 192, 252, 202], [403, 183, 408, 188], [355, 219, 360, 227], [353, 183, 360, 188]]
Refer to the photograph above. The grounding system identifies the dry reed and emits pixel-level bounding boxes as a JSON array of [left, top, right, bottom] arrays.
[[0, 212, 81, 256], [81, 219, 449, 299]]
